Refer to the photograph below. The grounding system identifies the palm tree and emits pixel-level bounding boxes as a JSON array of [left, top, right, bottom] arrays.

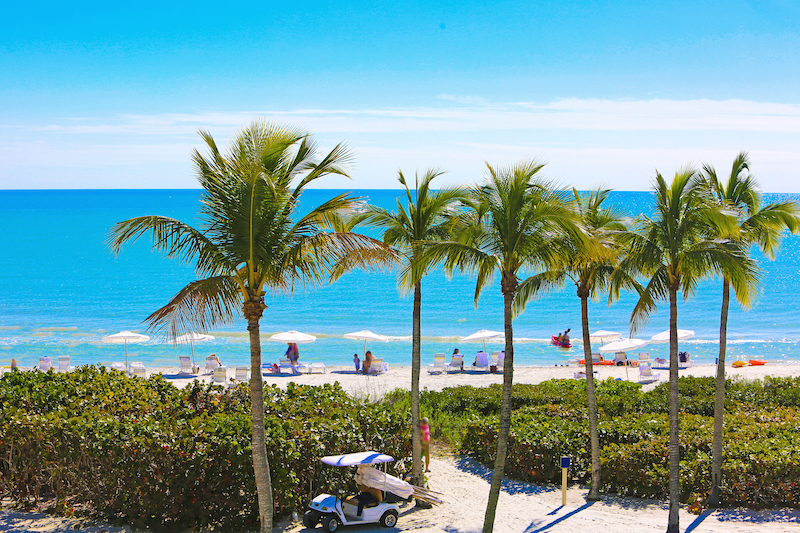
[[358, 169, 466, 487], [696, 152, 800, 506], [428, 161, 580, 533], [515, 187, 625, 501], [612, 169, 752, 533], [109, 121, 394, 533]]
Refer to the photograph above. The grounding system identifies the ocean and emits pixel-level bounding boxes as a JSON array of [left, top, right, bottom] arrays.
[[2, 189, 800, 370]]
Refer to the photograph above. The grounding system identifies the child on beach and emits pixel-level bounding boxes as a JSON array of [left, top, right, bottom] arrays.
[[353, 353, 360, 373], [420, 417, 431, 472]]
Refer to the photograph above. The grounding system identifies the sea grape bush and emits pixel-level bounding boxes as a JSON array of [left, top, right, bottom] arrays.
[[390, 376, 800, 509], [0, 368, 409, 531]]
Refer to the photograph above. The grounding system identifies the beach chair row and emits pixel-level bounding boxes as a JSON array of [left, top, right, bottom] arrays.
[[428, 351, 505, 374]]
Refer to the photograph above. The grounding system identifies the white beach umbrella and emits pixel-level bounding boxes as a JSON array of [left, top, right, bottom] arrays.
[[598, 338, 648, 380], [650, 329, 695, 343], [269, 330, 317, 344], [102, 330, 150, 366], [174, 332, 215, 366], [461, 329, 505, 353], [589, 330, 622, 343], [343, 330, 389, 354]]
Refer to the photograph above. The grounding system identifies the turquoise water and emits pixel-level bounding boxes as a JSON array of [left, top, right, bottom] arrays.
[[1, 189, 800, 370]]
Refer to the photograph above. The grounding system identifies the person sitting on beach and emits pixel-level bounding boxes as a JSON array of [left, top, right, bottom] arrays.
[[473, 351, 489, 367], [353, 353, 361, 373], [363, 350, 374, 374]]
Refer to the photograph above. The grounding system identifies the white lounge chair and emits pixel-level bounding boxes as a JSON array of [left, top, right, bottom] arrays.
[[638, 352, 650, 365], [130, 362, 147, 378], [179, 356, 195, 374], [234, 366, 249, 383], [368, 358, 388, 374], [38, 357, 53, 372], [471, 352, 490, 372], [490, 352, 501, 366], [428, 353, 447, 374], [56, 355, 74, 373], [278, 358, 298, 375], [613, 352, 628, 366], [205, 355, 221, 372], [574, 370, 599, 379], [638, 364, 660, 383], [212, 366, 228, 385], [446, 354, 464, 373], [309, 362, 327, 374]]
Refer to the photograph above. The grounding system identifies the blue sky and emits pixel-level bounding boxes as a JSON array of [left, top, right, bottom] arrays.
[[1, 0, 799, 190]]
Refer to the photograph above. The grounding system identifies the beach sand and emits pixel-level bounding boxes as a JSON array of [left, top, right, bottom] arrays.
[[1, 363, 797, 532]]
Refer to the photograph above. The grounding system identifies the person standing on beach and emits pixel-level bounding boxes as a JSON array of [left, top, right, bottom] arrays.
[[353, 353, 360, 373], [420, 417, 431, 472]]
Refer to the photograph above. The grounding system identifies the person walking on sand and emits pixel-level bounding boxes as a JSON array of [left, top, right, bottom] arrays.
[[420, 416, 431, 472]]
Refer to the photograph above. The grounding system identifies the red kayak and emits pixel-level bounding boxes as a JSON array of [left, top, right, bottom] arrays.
[[551, 335, 572, 348]]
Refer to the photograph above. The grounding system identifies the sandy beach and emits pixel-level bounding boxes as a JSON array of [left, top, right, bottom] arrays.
[[1, 363, 797, 533], [157, 362, 800, 397]]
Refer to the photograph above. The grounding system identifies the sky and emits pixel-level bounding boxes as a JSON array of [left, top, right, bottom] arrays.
[[1, 0, 799, 191]]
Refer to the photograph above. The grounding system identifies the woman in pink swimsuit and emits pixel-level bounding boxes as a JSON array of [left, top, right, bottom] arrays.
[[420, 417, 431, 472]]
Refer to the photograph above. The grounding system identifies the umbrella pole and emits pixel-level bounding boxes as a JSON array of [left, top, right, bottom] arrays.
[[363, 339, 367, 356], [190, 340, 195, 366]]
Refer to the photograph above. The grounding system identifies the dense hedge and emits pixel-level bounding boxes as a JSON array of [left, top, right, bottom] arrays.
[[391, 376, 800, 509], [0, 367, 410, 531]]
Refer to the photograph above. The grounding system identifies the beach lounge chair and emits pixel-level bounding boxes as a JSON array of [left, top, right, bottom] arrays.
[[179, 356, 195, 374], [130, 362, 147, 378], [309, 362, 327, 374], [638, 352, 650, 365], [638, 364, 660, 383], [212, 366, 228, 385], [613, 352, 628, 366], [490, 352, 500, 366], [446, 354, 463, 373], [471, 352, 490, 372], [56, 355, 74, 373], [38, 357, 53, 372], [234, 366, 249, 383], [205, 355, 221, 373], [428, 353, 447, 374], [574, 370, 599, 379], [368, 358, 388, 374], [278, 358, 298, 375]]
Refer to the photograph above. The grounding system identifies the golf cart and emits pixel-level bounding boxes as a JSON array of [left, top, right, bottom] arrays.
[[303, 451, 412, 531]]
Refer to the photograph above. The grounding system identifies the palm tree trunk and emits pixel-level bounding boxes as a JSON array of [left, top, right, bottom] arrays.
[[667, 286, 680, 533], [245, 299, 273, 533], [580, 289, 601, 500], [483, 285, 515, 533], [708, 279, 730, 507], [411, 280, 423, 486]]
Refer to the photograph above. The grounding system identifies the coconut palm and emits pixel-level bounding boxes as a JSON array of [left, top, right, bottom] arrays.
[[515, 187, 625, 501], [109, 121, 394, 533], [427, 161, 581, 533], [612, 168, 753, 533], [358, 169, 466, 487], [696, 152, 800, 506]]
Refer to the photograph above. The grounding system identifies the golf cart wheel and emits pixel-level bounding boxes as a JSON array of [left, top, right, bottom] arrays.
[[303, 510, 320, 528], [323, 514, 339, 532], [380, 509, 398, 528]]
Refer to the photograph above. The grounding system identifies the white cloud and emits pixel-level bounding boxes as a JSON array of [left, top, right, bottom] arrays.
[[1, 97, 799, 191]]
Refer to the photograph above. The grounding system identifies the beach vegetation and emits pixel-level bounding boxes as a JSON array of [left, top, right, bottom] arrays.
[[695, 152, 800, 506], [424, 161, 581, 533], [107, 121, 395, 532], [611, 168, 756, 532], [357, 169, 467, 486], [0, 368, 408, 531]]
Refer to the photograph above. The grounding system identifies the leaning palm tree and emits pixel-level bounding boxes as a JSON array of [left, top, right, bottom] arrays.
[[427, 161, 581, 533], [696, 152, 800, 506], [515, 187, 625, 501], [358, 169, 466, 487], [612, 168, 753, 533], [109, 121, 394, 533]]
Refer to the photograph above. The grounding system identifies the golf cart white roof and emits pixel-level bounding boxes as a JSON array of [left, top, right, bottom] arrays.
[[321, 451, 394, 466]]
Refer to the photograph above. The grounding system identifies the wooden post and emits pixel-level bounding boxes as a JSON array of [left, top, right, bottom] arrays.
[[560, 456, 570, 506]]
